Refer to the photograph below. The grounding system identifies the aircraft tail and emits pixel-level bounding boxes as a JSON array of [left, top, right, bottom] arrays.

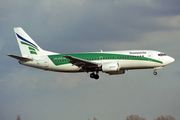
[[14, 27, 56, 57], [14, 27, 44, 57]]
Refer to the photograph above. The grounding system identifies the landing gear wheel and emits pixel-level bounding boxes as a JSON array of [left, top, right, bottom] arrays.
[[153, 71, 157, 75], [94, 74, 99, 80], [90, 72, 99, 80], [90, 73, 95, 78]]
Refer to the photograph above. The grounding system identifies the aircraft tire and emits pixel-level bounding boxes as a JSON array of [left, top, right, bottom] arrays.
[[90, 73, 95, 78], [153, 71, 157, 75], [94, 74, 99, 80], [90, 73, 99, 79]]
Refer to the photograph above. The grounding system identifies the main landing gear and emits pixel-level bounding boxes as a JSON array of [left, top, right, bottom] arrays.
[[90, 72, 99, 80]]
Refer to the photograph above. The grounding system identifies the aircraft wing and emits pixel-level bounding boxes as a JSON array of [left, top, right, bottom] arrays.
[[63, 55, 101, 69], [7, 54, 33, 61]]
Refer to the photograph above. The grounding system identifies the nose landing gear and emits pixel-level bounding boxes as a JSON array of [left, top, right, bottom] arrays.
[[153, 70, 157, 75], [90, 72, 99, 80]]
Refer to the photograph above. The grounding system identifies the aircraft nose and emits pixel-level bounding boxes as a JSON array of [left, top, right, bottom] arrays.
[[168, 57, 175, 64], [163, 56, 175, 65]]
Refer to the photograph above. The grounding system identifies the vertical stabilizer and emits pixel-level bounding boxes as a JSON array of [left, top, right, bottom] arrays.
[[14, 27, 43, 57]]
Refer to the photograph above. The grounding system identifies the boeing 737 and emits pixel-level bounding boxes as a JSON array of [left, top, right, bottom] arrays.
[[8, 27, 175, 79]]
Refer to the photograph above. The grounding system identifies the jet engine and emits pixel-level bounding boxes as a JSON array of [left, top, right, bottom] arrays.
[[102, 62, 120, 72], [102, 62, 125, 75]]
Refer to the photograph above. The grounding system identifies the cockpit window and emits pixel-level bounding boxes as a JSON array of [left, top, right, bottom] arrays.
[[158, 53, 166, 56]]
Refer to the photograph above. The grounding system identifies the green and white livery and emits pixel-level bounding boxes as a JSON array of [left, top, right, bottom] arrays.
[[8, 27, 175, 79]]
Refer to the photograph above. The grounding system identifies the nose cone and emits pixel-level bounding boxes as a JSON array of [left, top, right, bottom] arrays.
[[169, 57, 175, 63], [165, 56, 175, 65], [162, 56, 175, 65]]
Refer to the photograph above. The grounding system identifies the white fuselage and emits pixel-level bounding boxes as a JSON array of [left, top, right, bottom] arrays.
[[20, 50, 174, 73], [9, 27, 175, 79]]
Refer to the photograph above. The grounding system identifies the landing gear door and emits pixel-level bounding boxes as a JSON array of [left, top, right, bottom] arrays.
[[44, 58, 49, 67], [148, 52, 153, 61]]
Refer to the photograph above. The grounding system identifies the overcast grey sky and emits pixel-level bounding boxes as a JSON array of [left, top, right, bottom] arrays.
[[0, 0, 180, 120]]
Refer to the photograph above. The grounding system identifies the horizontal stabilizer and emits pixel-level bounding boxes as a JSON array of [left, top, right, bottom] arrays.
[[7, 54, 33, 61]]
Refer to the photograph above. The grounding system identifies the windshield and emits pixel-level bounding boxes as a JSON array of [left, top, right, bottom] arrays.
[[158, 53, 166, 56]]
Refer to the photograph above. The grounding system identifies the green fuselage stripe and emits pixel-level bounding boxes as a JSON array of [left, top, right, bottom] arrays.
[[48, 53, 163, 66]]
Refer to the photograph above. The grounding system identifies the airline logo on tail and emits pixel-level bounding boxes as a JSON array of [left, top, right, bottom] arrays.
[[16, 33, 39, 55]]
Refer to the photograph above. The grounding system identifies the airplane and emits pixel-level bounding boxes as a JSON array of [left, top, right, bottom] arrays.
[[8, 27, 175, 80]]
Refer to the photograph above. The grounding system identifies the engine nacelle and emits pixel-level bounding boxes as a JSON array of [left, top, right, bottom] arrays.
[[102, 62, 120, 72]]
